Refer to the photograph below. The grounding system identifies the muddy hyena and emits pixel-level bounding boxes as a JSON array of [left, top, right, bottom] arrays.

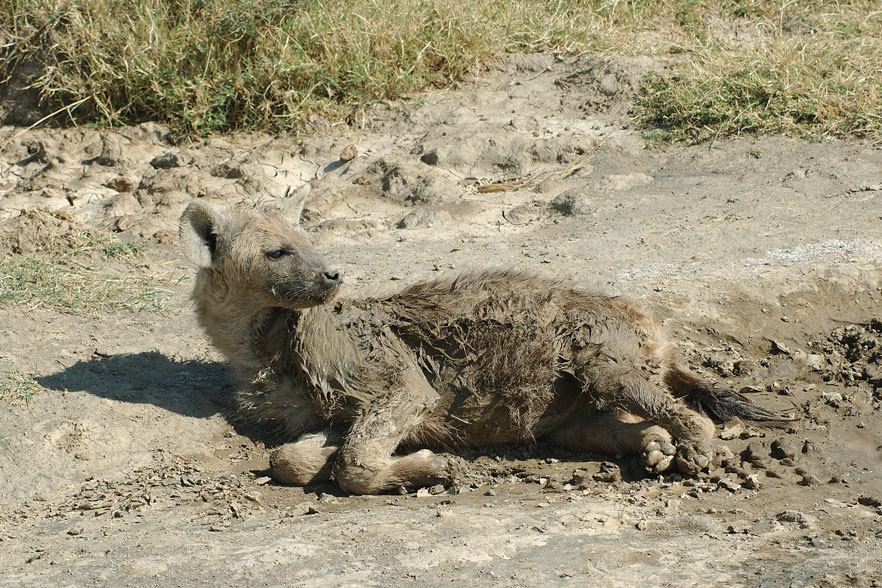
[[179, 196, 789, 495]]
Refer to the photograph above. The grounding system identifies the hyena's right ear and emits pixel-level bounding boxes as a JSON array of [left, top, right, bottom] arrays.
[[179, 201, 223, 268]]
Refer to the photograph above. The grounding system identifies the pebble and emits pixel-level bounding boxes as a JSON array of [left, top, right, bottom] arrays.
[[570, 469, 590, 488], [719, 419, 744, 440], [150, 152, 180, 169], [741, 441, 768, 468], [742, 475, 761, 490], [718, 478, 742, 492], [339, 144, 358, 162], [770, 438, 798, 461], [776, 510, 815, 528], [799, 473, 822, 486]]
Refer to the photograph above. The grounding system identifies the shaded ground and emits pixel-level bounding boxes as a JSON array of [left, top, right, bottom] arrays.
[[1, 54, 881, 587]]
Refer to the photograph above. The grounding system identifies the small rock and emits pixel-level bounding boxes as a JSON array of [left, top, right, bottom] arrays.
[[150, 152, 180, 169], [304, 506, 320, 515], [114, 215, 135, 232], [770, 438, 798, 461], [67, 527, 84, 536], [857, 495, 882, 508], [571, 469, 591, 489], [317, 493, 338, 504], [718, 478, 741, 492], [719, 418, 744, 440], [253, 476, 272, 485], [152, 230, 171, 244], [550, 190, 592, 216], [770, 340, 793, 355], [741, 441, 768, 468], [396, 208, 451, 229], [799, 473, 822, 486], [805, 354, 825, 371], [420, 150, 439, 166], [635, 520, 648, 531], [742, 474, 761, 490], [776, 510, 814, 526], [801, 440, 820, 454], [821, 391, 843, 407], [339, 144, 358, 162], [593, 462, 622, 484], [106, 176, 137, 192]]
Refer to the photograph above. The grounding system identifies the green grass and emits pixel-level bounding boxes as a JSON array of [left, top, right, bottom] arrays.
[[0, 369, 46, 405], [1, 0, 880, 141], [0, 220, 175, 315], [0, 254, 173, 314]]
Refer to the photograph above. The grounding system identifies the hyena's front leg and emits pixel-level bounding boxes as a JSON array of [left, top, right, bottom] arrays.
[[270, 430, 343, 486], [333, 371, 455, 495]]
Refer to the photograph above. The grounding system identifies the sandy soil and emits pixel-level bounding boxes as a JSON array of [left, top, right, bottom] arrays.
[[1, 54, 881, 587]]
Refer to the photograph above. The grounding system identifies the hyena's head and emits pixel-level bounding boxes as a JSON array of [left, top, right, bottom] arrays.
[[179, 192, 343, 312]]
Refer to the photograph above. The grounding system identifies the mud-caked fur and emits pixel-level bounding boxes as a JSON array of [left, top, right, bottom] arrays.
[[180, 198, 790, 494]]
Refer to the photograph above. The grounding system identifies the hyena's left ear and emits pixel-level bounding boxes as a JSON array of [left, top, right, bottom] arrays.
[[278, 183, 311, 226], [179, 200, 225, 268]]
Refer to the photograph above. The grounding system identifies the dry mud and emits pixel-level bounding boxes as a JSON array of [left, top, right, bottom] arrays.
[[1, 54, 881, 587]]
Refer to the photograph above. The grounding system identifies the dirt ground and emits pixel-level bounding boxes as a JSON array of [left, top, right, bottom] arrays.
[[1, 54, 881, 587]]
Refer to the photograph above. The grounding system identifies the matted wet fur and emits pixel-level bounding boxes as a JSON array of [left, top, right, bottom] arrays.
[[180, 197, 791, 494]]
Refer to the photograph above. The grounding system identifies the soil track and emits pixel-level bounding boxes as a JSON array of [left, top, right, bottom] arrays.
[[1, 54, 881, 587]]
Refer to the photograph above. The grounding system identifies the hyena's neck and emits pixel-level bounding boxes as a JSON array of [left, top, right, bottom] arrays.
[[195, 291, 299, 379]]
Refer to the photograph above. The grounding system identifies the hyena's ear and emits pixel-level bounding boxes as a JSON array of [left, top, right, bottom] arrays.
[[278, 183, 311, 226], [179, 201, 223, 268]]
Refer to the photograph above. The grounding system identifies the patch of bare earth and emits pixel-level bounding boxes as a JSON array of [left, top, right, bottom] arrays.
[[1, 54, 880, 587]]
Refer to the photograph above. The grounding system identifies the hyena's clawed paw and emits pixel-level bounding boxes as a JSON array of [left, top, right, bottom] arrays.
[[401, 449, 461, 489], [675, 437, 714, 475], [335, 448, 460, 494], [641, 433, 676, 474]]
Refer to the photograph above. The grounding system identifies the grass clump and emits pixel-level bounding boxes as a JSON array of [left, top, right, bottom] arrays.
[[636, 20, 882, 142], [2, 0, 880, 141], [0, 369, 46, 405], [0, 210, 175, 315], [0, 254, 173, 314], [0, 0, 602, 135]]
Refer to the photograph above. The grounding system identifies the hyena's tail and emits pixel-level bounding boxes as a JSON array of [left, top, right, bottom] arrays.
[[665, 365, 795, 425]]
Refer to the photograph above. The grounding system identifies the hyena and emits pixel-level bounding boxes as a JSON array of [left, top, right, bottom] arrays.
[[179, 196, 789, 494]]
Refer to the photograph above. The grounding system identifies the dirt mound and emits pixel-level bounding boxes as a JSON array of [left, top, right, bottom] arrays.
[[0, 208, 87, 255]]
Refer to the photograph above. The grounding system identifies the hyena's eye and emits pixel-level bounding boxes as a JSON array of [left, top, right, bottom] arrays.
[[266, 249, 286, 260]]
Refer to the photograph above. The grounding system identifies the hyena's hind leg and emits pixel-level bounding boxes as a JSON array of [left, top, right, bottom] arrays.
[[270, 430, 342, 486], [549, 412, 677, 474], [579, 359, 716, 475]]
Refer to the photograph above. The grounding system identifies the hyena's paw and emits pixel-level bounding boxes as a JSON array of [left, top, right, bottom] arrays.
[[675, 437, 714, 475], [641, 434, 676, 475], [402, 449, 462, 488]]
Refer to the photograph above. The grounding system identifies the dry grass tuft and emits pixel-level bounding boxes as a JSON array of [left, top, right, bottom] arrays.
[[2, 0, 880, 140]]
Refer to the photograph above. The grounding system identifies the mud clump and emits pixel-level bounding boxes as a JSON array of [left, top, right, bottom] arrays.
[[0, 209, 87, 255], [816, 322, 882, 391]]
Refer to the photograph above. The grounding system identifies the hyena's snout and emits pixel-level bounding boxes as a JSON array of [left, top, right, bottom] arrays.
[[321, 265, 344, 287]]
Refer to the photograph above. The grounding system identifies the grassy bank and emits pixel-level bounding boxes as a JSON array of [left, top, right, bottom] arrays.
[[2, 0, 880, 140]]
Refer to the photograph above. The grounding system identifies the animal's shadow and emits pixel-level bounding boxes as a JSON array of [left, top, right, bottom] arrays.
[[39, 351, 238, 424]]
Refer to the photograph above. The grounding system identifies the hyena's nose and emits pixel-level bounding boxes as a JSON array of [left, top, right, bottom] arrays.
[[322, 266, 344, 285]]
